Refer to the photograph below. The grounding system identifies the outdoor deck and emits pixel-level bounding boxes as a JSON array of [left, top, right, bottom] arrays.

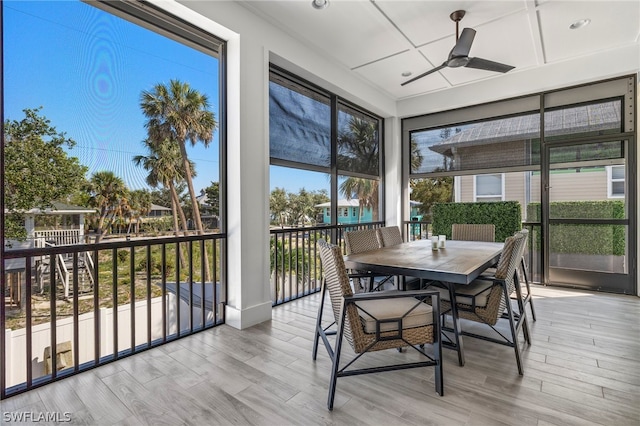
[[1, 285, 638, 425]]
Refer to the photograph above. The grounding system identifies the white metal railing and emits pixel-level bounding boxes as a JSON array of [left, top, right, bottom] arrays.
[[34, 229, 83, 246]]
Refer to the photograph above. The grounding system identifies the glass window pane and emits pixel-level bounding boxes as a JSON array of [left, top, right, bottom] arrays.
[[549, 141, 624, 164], [544, 100, 622, 141], [269, 77, 331, 168], [549, 224, 626, 273], [611, 165, 625, 180], [337, 175, 380, 223], [269, 166, 330, 226], [337, 103, 380, 177], [411, 113, 540, 175], [548, 167, 626, 219], [611, 181, 625, 196], [476, 174, 502, 196]]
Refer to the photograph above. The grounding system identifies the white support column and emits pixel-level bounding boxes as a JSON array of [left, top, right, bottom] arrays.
[[223, 35, 272, 329], [384, 116, 402, 227]]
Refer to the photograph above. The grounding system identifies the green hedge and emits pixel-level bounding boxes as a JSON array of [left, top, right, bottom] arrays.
[[527, 201, 625, 256], [432, 201, 522, 242]]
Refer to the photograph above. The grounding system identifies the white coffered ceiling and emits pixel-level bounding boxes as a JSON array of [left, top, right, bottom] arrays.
[[239, 0, 640, 101]]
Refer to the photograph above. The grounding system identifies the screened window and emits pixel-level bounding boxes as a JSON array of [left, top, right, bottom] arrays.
[[410, 113, 540, 175], [338, 103, 379, 177], [269, 74, 331, 169], [608, 165, 625, 198], [475, 174, 504, 201], [544, 100, 622, 141], [269, 67, 383, 225]]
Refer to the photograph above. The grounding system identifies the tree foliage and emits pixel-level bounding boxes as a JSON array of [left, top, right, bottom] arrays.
[[84, 171, 128, 242], [4, 107, 88, 240], [269, 187, 328, 227], [410, 177, 453, 221], [338, 117, 380, 222], [140, 79, 216, 237], [203, 181, 220, 217]]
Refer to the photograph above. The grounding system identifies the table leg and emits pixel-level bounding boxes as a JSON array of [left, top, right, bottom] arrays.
[[446, 282, 465, 366]]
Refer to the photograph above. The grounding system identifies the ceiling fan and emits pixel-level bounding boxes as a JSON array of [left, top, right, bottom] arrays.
[[401, 10, 515, 86]]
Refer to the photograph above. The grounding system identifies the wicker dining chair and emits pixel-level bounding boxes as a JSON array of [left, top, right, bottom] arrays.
[[312, 240, 443, 410], [451, 223, 496, 242], [376, 225, 404, 247], [451, 223, 536, 321], [344, 229, 389, 292], [435, 230, 530, 375], [376, 226, 424, 290]]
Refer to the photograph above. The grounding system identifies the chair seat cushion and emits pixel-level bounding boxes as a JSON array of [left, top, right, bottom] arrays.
[[356, 297, 433, 334], [436, 280, 495, 307]]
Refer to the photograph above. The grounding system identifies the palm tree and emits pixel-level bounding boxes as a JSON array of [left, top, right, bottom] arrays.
[[338, 117, 380, 222], [86, 171, 128, 243], [339, 178, 379, 222], [139, 79, 216, 237], [133, 138, 192, 237], [127, 189, 152, 235]]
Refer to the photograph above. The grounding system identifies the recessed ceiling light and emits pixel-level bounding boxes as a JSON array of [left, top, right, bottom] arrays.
[[401, 71, 412, 77], [569, 18, 591, 30], [311, 0, 329, 10]]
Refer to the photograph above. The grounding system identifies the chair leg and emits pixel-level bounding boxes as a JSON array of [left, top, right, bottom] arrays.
[[312, 278, 327, 361], [513, 272, 531, 345], [327, 306, 347, 411], [521, 257, 536, 321], [502, 283, 524, 375], [431, 294, 444, 396]]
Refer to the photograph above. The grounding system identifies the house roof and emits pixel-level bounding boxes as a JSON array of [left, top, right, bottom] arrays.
[[429, 101, 621, 155], [150, 203, 171, 211], [315, 199, 360, 208], [17, 202, 96, 215]]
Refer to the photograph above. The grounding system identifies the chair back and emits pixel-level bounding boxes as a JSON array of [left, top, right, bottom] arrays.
[[451, 224, 495, 242], [344, 228, 380, 255], [376, 226, 403, 247], [492, 230, 528, 313], [317, 239, 362, 351]]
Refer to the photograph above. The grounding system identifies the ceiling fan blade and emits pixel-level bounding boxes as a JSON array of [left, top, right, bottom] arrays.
[[465, 57, 515, 73], [450, 28, 476, 58], [401, 63, 447, 86]]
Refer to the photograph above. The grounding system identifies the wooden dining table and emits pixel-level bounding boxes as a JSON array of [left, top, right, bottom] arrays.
[[343, 238, 504, 366]]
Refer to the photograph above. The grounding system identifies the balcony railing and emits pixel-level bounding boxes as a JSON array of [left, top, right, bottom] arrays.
[[269, 222, 384, 306], [1, 233, 226, 399]]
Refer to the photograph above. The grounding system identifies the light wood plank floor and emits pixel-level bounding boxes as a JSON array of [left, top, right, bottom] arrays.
[[1, 286, 639, 425]]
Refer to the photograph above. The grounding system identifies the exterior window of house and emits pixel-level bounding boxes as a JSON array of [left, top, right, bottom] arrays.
[[474, 174, 504, 201], [352, 208, 357, 217], [608, 165, 625, 198]]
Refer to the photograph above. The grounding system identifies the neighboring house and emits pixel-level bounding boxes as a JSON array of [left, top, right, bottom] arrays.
[[429, 101, 624, 210], [147, 203, 172, 218], [315, 199, 373, 224], [409, 200, 422, 220], [4, 202, 97, 248], [196, 190, 220, 229]]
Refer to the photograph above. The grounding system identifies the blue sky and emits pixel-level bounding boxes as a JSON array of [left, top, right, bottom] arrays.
[[3, 0, 220, 193]]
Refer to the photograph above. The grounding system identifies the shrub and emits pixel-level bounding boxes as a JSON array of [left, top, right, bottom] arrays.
[[527, 201, 624, 255], [432, 201, 522, 242]]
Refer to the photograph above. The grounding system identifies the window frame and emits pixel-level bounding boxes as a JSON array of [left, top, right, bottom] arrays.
[[473, 173, 505, 202], [607, 165, 625, 198], [269, 65, 385, 226]]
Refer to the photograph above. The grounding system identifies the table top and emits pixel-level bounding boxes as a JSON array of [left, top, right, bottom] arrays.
[[343, 239, 503, 285]]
